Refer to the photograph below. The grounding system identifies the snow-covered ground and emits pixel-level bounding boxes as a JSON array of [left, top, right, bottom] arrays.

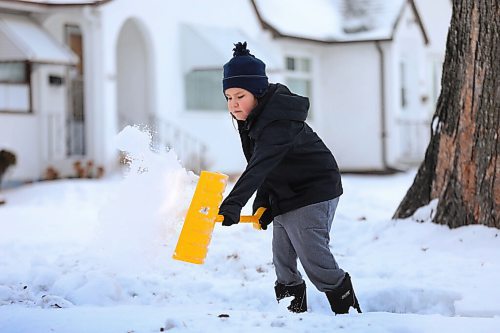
[[0, 126, 499, 333]]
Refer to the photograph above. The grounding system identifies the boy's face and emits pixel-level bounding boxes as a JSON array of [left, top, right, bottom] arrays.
[[225, 88, 258, 121]]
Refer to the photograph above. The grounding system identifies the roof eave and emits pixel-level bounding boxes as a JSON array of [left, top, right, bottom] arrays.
[[268, 33, 394, 45], [0, 0, 113, 8]]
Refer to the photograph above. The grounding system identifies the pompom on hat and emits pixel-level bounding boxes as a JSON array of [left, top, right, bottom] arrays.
[[223, 42, 269, 97]]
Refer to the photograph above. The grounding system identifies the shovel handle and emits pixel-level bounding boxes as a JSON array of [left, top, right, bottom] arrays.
[[215, 207, 267, 230]]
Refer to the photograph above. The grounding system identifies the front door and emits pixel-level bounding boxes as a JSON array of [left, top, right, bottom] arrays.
[[397, 53, 428, 164], [65, 24, 85, 156]]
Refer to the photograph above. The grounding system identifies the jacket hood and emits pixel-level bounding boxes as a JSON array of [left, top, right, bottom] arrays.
[[242, 83, 309, 136]]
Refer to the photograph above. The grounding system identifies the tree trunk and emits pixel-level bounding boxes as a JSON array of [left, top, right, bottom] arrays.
[[393, 0, 499, 228]]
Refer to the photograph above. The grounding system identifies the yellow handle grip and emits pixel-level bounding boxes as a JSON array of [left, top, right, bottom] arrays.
[[215, 207, 267, 230]]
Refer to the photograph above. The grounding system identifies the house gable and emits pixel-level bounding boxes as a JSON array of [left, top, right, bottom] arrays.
[[392, 0, 429, 45]]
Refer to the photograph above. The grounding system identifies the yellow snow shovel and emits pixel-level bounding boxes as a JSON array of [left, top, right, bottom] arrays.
[[173, 171, 266, 264]]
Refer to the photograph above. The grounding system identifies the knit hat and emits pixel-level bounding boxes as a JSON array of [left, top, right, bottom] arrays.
[[223, 42, 269, 97]]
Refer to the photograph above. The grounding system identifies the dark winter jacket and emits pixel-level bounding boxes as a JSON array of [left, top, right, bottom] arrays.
[[218, 83, 343, 225]]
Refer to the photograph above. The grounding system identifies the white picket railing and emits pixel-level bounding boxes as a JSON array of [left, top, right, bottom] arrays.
[[118, 114, 208, 174], [46, 113, 65, 160], [149, 115, 208, 174]]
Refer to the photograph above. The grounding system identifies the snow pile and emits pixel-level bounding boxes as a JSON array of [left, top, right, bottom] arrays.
[[0, 126, 197, 307], [0, 126, 499, 332], [93, 126, 196, 274]]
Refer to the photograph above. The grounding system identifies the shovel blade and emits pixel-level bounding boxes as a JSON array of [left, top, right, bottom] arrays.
[[173, 171, 229, 264]]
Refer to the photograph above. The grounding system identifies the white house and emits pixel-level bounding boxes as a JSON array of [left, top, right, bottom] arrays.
[[0, 5, 79, 182], [0, 0, 452, 185]]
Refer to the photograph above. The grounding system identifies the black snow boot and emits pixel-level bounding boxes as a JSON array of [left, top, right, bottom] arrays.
[[274, 281, 307, 313], [325, 273, 362, 314]]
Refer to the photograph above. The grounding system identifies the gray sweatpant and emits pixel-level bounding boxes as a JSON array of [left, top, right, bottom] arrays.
[[272, 198, 345, 292]]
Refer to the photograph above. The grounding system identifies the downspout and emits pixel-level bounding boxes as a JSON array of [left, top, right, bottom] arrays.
[[375, 41, 389, 171]]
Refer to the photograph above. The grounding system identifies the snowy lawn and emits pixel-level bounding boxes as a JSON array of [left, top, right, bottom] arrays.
[[0, 127, 499, 333]]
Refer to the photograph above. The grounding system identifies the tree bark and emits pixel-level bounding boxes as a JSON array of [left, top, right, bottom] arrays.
[[393, 0, 499, 228]]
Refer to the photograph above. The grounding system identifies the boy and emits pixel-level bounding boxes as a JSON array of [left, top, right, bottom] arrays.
[[218, 42, 361, 314]]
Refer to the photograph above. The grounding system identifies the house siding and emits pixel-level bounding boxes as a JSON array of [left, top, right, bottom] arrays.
[[389, 2, 430, 167], [320, 42, 383, 171]]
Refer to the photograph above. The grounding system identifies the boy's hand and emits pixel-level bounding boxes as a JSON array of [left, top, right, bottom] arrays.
[[221, 214, 238, 226], [255, 207, 273, 230], [219, 203, 240, 227]]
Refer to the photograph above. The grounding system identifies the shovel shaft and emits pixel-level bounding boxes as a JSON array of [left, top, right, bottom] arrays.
[[215, 215, 258, 223]]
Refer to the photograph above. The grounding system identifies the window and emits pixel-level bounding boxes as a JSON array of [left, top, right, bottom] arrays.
[[400, 62, 408, 109], [286, 78, 311, 99], [285, 56, 313, 118], [0, 62, 31, 113], [66, 25, 84, 76], [185, 69, 226, 111], [286, 57, 311, 73], [285, 56, 312, 98]]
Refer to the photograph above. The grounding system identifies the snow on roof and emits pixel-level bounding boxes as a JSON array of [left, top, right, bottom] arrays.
[[0, 13, 78, 64], [253, 0, 409, 42]]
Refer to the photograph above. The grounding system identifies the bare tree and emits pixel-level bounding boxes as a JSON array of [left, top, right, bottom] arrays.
[[393, 0, 499, 228]]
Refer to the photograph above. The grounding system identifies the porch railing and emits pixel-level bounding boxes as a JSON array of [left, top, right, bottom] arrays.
[[118, 114, 208, 174], [149, 115, 208, 174]]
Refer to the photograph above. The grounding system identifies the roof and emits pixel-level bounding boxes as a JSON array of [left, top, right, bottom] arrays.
[[181, 24, 281, 72], [251, 0, 428, 44], [0, 13, 78, 64], [0, 0, 111, 6]]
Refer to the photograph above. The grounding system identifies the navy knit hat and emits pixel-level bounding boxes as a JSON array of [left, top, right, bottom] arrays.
[[223, 42, 269, 97]]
